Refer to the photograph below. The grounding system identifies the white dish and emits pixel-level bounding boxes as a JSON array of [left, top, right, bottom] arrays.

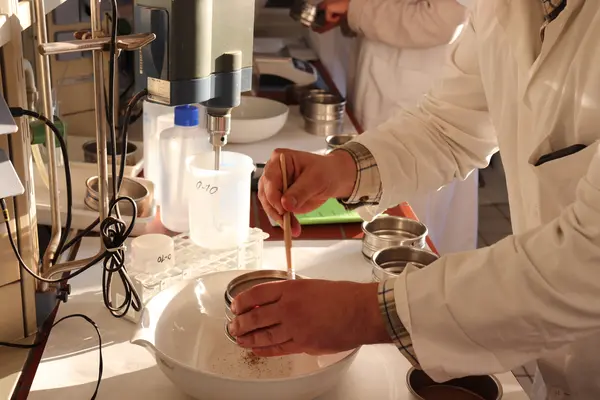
[[229, 97, 289, 144], [131, 269, 359, 400]]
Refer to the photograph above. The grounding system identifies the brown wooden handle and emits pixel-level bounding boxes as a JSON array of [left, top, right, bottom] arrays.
[[279, 154, 293, 276]]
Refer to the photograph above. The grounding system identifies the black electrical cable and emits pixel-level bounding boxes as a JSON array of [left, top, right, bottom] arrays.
[[6, 109, 133, 286], [60, 88, 148, 255], [108, 0, 119, 210], [119, 79, 135, 102], [1, 2, 141, 398], [8, 109, 78, 272], [122, 108, 143, 128], [0, 314, 103, 400], [118, 88, 148, 187], [9, 108, 73, 262], [60, 217, 100, 253], [93, 6, 146, 314], [0, 104, 140, 397], [7, 0, 144, 289], [0, 169, 143, 314]]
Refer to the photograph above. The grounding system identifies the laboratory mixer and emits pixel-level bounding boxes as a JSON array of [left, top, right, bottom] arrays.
[[0, 0, 256, 394], [135, 0, 256, 169]]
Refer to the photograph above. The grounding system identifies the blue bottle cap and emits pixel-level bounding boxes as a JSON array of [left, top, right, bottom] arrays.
[[174, 105, 199, 127]]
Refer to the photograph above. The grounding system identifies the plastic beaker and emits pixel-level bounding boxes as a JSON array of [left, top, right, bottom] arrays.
[[129, 234, 175, 275], [187, 152, 255, 250]]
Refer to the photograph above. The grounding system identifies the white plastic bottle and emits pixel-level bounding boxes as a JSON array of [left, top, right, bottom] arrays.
[[158, 105, 211, 232], [142, 100, 174, 205]]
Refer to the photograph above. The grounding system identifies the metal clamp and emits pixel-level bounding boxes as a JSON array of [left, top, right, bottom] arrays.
[[38, 33, 156, 56], [32, 0, 156, 291]]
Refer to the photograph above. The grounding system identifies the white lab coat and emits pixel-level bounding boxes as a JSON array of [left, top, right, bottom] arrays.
[[346, 0, 479, 254], [353, 1, 600, 399]]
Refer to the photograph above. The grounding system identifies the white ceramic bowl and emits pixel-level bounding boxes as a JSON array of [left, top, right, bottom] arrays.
[[131, 270, 359, 400], [229, 97, 289, 144]]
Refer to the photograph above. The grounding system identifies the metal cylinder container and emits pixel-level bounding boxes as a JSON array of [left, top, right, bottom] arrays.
[[325, 134, 358, 151], [371, 246, 439, 282], [406, 368, 503, 400], [84, 175, 152, 218], [224, 270, 305, 344], [299, 88, 328, 115], [361, 215, 428, 259], [289, 0, 327, 29], [289, 0, 318, 27], [83, 140, 139, 166], [301, 91, 346, 122], [300, 90, 346, 136], [303, 117, 343, 136]]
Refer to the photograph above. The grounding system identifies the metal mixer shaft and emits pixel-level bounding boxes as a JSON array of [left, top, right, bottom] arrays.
[[206, 111, 232, 171]]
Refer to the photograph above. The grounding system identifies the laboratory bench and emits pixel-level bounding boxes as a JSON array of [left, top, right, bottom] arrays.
[[2, 53, 520, 399], [19, 238, 528, 400]]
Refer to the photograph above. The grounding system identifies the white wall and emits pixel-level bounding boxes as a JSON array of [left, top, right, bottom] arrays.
[[306, 29, 357, 99]]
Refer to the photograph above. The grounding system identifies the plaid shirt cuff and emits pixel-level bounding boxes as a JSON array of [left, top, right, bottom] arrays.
[[378, 278, 421, 368], [335, 141, 382, 209]]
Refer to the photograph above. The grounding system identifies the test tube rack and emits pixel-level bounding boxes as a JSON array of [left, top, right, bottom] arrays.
[[110, 228, 269, 323]]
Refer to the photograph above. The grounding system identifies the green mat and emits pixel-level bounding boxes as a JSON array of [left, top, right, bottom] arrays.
[[269, 198, 363, 226]]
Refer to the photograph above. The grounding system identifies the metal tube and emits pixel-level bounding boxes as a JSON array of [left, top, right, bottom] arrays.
[[90, 0, 110, 225], [214, 146, 221, 170], [43, 251, 105, 281], [33, 0, 61, 271]]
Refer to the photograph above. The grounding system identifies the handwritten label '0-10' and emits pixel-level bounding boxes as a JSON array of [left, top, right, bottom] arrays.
[[196, 181, 218, 195]]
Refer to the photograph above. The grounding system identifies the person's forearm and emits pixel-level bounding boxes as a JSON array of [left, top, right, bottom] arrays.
[[343, 15, 496, 218], [347, 0, 467, 49], [393, 153, 600, 382], [359, 282, 395, 345], [325, 149, 359, 199]]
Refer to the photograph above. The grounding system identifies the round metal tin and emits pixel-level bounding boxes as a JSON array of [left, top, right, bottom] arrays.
[[224, 270, 304, 344], [361, 215, 428, 259], [406, 367, 503, 400], [371, 246, 439, 282], [225, 270, 297, 304], [224, 321, 237, 344], [289, 0, 318, 28], [325, 133, 358, 149]]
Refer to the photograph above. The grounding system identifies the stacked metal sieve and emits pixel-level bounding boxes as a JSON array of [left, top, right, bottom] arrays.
[[300, 89, 346, 136]]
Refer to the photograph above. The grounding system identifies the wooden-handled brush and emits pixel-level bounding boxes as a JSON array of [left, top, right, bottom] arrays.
[[279, 153, 295, 279]]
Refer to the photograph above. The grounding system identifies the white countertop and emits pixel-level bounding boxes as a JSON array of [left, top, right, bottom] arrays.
[[26, 238, 528, 400], [0, 346, 32, 396]]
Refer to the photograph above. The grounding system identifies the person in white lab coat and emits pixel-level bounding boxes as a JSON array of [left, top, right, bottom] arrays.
[[229, 0, 600, 398], [317, 0, 478, 254]]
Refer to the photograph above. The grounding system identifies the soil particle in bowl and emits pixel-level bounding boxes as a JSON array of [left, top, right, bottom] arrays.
[[208, 346, 294, 379], [242, 351, 264, 367]]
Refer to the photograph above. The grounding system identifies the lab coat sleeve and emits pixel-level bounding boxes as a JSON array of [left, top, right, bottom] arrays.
[[347, 0, 467, 49], [351, 10, 497, 219], [395, 150, 600, 382]]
